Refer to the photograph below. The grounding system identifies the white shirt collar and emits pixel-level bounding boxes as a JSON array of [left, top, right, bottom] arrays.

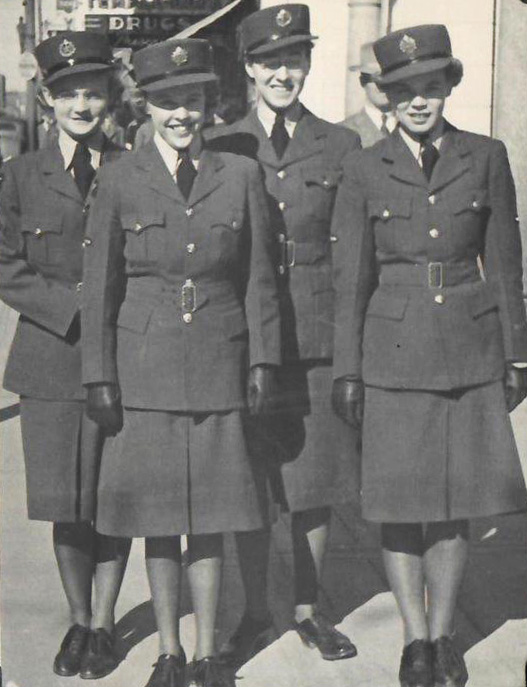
[[58, 129, 103, 171], [153, 132, 200, 176], [364, 102, 396, 133], [398, 119, 445, 166], [256, 99, 302, 138]]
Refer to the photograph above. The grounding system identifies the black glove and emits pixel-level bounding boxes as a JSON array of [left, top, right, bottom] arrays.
[[86, 383, 122, 432], [331, 377, 364, 428], [247, 365, 277, 416], [504, 365, 527, 412]]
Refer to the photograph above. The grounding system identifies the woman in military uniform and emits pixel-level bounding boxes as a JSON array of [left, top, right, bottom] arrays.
[[81, 38, 280, 687], [332, 24, 527, 687], [0, 32, 130, 680], [208, 3, 362, 664]]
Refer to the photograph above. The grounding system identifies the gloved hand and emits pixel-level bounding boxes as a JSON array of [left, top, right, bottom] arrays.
[[86, 383, 122, 431], [247, 365, 277, 416], [331, 377, 364, 428], [504, 365, 527, 412]]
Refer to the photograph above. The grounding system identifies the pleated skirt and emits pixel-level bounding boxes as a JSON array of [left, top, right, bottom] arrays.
[[20, 396, 102, 522], [95, 408, 269, 537], [361, 381, 527, 523]]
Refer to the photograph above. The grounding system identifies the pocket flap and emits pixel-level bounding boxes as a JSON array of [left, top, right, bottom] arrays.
[[21, 215, 63, 236], [211, 211, 243, 232], [366, 290, 409, 320], [121, 211, 165, 234], [451, 189, 489, 215], [367, 198, 412, 220], [470, 288, 498, 318], [302, 167, 343, 189], [117, 300, 153, 333]]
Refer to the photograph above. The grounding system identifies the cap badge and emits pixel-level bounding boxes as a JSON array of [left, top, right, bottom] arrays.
[[399, 34, 417, 57], [59, 38, 76, 59], [171, 46, 188, 67], [276, 8, 293, 28]]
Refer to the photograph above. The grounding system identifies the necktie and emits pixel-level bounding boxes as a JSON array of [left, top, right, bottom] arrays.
[[71, 142, 95, 199], [420, 139, 440, 181], [271, 112, 290, 159], [176, 149, 197, 200], [380, 113, 390, 137]]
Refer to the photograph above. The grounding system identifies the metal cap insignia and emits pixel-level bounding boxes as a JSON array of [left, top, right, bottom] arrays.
[[399, 34, 417, 57], [171, 46, 189, 66], [276, 8, 293, 28], [59, 38, 76, 58]]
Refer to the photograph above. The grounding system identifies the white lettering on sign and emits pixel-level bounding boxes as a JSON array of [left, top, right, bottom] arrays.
[[127, 16, 141, 29], [109, 16, 125, 30]]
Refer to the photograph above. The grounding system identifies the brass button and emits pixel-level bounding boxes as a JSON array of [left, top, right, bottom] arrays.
[[134, 221, 142, 232], [322, 179, 330, 187], [277, 170, 286, 179], [330, 235, 338, 243], [186, 207, 194, 217], [429, 228, 440, 239], [278, 265, 286, 275], [186, 243, 196, 254], [82, 238, 92, 248], [279, 201, 286, 211], [434, 294, 445, 304], [183, 312, 193, 323], [76, 282, 83, 292], [34, 227, 43, 237], [472, 200, 479, 209], [428, 194, 436, 205], [278, 233, 286, 243], [382, 209, 390, 219], [232, 220, 239, 229]]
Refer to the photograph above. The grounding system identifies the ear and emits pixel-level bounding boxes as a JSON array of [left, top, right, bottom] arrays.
[[40, 85, 55, 109], [244, 61, 255, 81]]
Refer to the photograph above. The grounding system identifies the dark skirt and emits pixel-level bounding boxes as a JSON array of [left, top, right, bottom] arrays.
[[20, 396, 102, 522], [361, 381, 527, 523], [250, 362, 360, 512], [95, 409, 269, 537]]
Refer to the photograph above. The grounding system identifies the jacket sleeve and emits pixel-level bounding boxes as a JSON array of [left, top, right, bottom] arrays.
[[331, 155, 377, 380], [244, 161, 281, 367], [482, 139, 527, 362], [81, 165, 126, 386], [0, 161, 78, 337]]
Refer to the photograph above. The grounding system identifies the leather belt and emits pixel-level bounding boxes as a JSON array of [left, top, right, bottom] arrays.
[[278, 235, 329, 273], [379, 261, 481, 288]]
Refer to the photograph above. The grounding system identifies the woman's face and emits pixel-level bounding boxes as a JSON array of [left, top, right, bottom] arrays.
[[146, 83, 206, 150], [45, 72, 111, 140], [384, 69, 451, 137], [245, 45, 311, 112]]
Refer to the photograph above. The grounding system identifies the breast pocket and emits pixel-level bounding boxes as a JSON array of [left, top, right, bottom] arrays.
[[302, 168, 342, 221], [21, 214, 64, 265], [210, 211, 244, 264], [367, 197, 412, 250], [451, 189, 489, 230], [121, 211, 166, 262]]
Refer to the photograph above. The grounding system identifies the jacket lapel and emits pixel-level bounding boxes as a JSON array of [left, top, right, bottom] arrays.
[[279, 109, 326, 167], [244, 110, 282, 168], [134, 141, 186, 205], [428, 124, 472, 193], [37, 143, 83, 204], [382, 130, 428, 189], [188, 149, 225, 206]]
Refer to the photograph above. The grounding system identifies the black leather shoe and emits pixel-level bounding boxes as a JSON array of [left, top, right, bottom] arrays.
[[79, 628, 119, 680], [399, 640, 433, 687], [188, 657, 236, 687], [293, 615, 357, 661], [432, 637, 468, 687], [145, 652, 186, 687], [218, 612, 273, 665], [53, 624, 90, 676]]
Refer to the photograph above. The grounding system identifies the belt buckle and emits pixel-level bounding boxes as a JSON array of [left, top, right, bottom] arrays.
[[286, 240, 296, 268], [428, 262, 443, 289], [181, 279, 196, 314]]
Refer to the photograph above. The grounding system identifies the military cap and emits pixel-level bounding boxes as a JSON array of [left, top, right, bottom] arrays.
[[35, 31, 114, 86], [374, 24, 458, 85], [133, 38, 217, 93], [238, 4, 317, 57], [359, 42, 380, 77]]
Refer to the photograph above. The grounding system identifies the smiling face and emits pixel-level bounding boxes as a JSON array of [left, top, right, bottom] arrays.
[[45, 72, 111, 141], [146, 83, 206, 150], [383, 69, 452, 137], [245, 45, 311, 112]]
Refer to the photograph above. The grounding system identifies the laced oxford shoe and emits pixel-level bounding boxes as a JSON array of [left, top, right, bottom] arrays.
[[218, 612, 273, 665], [432, 636, 468, 687], [188, 656, 236, 687], [79, 628, 119, 680], [399, 639, 434, 687], [293, 615, 358, 661], [53, 624, 90, 677], [145, 651, 186, 687]]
